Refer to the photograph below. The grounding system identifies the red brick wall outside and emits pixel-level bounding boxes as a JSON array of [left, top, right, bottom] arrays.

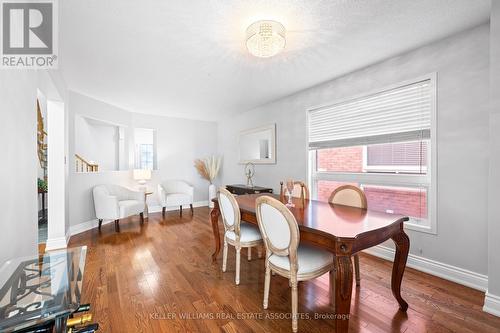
[[315, 146, 427, 219], [317, 147, 363, 172]]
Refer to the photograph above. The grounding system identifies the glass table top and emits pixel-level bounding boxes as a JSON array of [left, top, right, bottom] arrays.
[[0, 246, 87, 332]]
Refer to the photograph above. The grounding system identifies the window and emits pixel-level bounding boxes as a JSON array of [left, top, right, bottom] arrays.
[[308, 75, 436, 233], [134, 128, 157, 170]]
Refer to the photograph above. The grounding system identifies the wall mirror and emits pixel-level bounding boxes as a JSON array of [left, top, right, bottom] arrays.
[[239, 124, 276, 164]]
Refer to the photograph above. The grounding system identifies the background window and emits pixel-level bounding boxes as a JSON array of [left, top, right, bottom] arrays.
[[134, 128, 157, 170]]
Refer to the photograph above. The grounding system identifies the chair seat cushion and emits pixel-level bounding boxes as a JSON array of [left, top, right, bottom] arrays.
[[166, 193, 192, 206], [225, 222, 262, 243], [118, 200, 143, 218], [269, 244, 334, 275]]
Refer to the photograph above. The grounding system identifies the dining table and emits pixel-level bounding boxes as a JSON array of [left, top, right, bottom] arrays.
[[210, 193, 410, 333]]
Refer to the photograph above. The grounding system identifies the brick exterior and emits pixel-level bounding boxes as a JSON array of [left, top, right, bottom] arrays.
[[316, 146, 427, 219]]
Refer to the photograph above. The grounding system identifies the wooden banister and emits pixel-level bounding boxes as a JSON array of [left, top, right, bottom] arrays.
[[75, 154, 99, 173]]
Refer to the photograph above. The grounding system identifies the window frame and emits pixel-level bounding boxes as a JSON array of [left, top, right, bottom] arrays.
[[134, 128, 158, 171], [306, 73, 437, 234]]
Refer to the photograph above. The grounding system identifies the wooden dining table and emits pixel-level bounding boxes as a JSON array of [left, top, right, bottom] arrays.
[[210, 193, 410, 333]]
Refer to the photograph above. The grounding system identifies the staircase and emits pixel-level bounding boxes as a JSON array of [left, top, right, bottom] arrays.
[[37, 100, 47, 175], [75, 154, 99, 173]]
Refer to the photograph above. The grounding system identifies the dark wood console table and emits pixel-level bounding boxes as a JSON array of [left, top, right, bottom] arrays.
[[226, 184, 273, 195]]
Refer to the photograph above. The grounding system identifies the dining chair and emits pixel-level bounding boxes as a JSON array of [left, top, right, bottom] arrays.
[[328, 184, 367, 287], [256, 196, 335, 333], [218, 187, 263, 285], [279, 181, 309, 200]]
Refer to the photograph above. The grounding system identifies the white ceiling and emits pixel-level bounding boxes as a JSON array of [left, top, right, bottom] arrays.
[[61, 0, 490, 121]]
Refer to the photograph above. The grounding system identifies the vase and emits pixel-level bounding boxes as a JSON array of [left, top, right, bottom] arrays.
[[208, 183, 216, 208]]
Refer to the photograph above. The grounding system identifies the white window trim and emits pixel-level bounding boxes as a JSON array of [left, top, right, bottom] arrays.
[[306, 73, 437, 235]]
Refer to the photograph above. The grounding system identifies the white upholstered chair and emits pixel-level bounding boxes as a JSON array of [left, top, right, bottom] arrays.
[[256, 196, 335, 333], [157, 180, 194, 218], [218, 187, 263, 285], [93, 184, 145, 232], [329, 185, 367, 286]]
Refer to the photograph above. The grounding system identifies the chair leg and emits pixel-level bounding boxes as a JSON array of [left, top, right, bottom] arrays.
[[354, 254, 361, 286], [329, 270, 336, 308], [190, 203, 194, 215], [179, 205, 182, 217], [291, 278, 298, 333], [162, 207, 166, 219], [98, 219, 103, 230], [247, 247, 252, 261], [140, 212, 144, 225], [263, 264, 271, 309], [114, 219, 120, 232], [222, 240, 228, 272], [235, 246, 241, 285]]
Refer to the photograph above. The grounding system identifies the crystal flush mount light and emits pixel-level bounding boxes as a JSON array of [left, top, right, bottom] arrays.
[[246, 20, 286, 58]]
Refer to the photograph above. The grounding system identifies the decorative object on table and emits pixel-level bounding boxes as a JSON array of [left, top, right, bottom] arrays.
[[157, 180, 194, 218], [244, 162, 255, 187], [226, 184, 273, 195], [280, 180, 308, 208], [93, 184, 145, 232], [194, 155, 221, 208], [133, 169, 152, 191]]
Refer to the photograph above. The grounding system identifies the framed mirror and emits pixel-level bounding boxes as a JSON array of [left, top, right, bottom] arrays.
[[239, 124, 276, 164]]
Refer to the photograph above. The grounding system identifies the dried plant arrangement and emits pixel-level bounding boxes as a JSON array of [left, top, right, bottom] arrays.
[[194, 155, 221, 184]]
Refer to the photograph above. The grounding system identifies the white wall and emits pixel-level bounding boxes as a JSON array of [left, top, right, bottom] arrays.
[[485, 1, 500, 314], [218, 24, 490, 277], [74, 116, 120, 171], [0, 71, 39, 266], [68, 91, 218, 228]]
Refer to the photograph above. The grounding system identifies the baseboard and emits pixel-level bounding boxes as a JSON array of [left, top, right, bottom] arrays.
[[483, 292, 500, 317], [45, 233, 70, 251], [69, 201, 209, 237], [364, 245, 488, 292], [148, 200, 209, 214]]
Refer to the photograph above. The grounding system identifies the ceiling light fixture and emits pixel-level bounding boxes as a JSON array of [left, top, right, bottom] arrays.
[[246, 20, 286, 58]]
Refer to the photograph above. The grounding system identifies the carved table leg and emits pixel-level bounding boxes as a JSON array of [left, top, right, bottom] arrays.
[[334, 254, 353, 333], [391, 229, 410, 311], [210, 202, 221, 262]]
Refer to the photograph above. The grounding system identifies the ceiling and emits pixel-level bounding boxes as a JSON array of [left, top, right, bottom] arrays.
[[60, 0, 490, 121]]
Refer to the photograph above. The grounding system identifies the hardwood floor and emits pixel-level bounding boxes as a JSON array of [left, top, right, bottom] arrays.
[[68, 207, 500, 333]]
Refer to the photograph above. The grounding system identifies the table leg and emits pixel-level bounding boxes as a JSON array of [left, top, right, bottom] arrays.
[[210, 203, 221, 262], [334, 254, 353, 333], [391, 229, 410, 311]]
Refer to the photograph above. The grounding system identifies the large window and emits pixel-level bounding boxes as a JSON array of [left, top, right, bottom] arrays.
[[308, 76, 436, 233]]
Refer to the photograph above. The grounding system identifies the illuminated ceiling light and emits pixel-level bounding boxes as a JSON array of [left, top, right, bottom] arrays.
[[246, 20, 286, 58]]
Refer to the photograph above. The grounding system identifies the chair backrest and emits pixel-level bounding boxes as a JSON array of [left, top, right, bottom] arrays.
[[280, 181, 309, 200], [329, 185, 367, 209], [161, 180, 191, 194], [256, 196, 300, 271], [217, 187, 241, 237], [94, 184, 129, 201]]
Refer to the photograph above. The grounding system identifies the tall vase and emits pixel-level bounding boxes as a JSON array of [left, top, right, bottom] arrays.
[[208, 183, 216, 208]]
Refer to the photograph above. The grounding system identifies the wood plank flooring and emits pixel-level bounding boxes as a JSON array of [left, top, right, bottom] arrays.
[[68, 207, 500, 333]]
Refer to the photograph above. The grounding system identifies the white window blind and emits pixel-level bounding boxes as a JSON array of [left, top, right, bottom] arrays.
[[309, 79, 432, 149]]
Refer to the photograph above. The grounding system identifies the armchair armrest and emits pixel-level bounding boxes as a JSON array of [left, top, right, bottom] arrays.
[[158, 184, 166, 206], [94, 194, 119, 220]]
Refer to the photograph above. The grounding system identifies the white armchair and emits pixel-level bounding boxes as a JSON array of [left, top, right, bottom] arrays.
[[93, 184, 145, 232], [158, 180, 194, 218]]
